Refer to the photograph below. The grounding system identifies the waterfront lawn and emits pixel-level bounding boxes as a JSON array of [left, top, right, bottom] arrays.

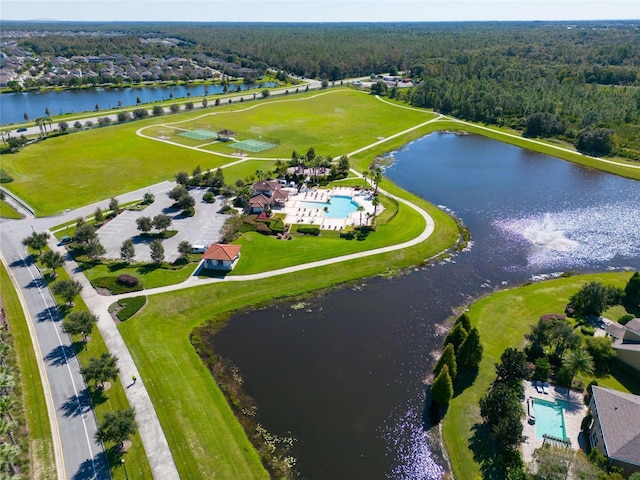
[[442, 272, 634, 480], [0, 263, 56, 478], [118, 188, 459, 479], [2, 89, 435, 216]]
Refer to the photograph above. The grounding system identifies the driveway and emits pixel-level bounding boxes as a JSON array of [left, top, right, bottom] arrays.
[[97, 187, 228, 262]]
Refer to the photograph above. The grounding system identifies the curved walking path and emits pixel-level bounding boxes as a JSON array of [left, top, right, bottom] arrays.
[[99, 178, 436, 305]]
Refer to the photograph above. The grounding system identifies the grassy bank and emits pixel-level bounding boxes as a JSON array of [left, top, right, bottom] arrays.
[[0, 262, 56, 479], [442, 271, 636, 480]]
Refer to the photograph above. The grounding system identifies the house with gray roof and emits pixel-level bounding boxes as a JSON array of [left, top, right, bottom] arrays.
[[606, 318, 640, 371], [588, 386, 640, 476]]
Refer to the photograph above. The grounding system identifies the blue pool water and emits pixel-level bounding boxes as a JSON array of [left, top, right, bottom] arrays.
[[297, 195, 359, 219], [533, 398, 568, 440]]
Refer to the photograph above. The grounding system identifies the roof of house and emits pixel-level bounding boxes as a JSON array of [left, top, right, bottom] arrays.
[[253, 180, 281, 192], [607, 318, 640, 344], [626, 318, 640, 335], [248, 194, 271, 208], [591, 386, 640, 467], [202, 244, 241, 261], [606, 322, 627, 339], [271, 189, 289, 202]]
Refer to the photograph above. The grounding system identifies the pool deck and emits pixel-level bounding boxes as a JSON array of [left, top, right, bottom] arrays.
[[279, 186, 379, 231], [521, 381, 587, 463]]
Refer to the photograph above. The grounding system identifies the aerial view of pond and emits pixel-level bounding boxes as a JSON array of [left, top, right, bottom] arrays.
[[0, 81, 277, 125], [211, 133, 640, 479]]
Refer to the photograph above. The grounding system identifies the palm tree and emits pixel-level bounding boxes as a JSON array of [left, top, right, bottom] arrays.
[[35, 117, 46, 138], [371, 196, 381, 222], [562, 348, 594, 391], [372, 167, 383, 195], [357, 205, 365, 226], [362, 170, 369, 188]]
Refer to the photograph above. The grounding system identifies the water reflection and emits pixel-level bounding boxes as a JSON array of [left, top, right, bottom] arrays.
[[212, 133, 640, 479]]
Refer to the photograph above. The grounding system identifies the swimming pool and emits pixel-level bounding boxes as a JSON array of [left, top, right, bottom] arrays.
[[533, 398, 568, 440], [297, 195, 359, 219]]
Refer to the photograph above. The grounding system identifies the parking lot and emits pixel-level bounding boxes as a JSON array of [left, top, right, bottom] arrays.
[[97, 187, 228, 263]]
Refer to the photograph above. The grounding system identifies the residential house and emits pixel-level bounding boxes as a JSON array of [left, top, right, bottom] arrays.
[[606, 318, 640, 371], [248, 180, 289, 214], [201, 244, 241, 271], [588, 386, 640, 476]]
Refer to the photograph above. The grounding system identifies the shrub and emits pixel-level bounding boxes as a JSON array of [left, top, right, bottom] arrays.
[[255, 222, 272, 235], [184, 206, 195, 217], [268, 218, 285, 234], [618, 314, 634, 325], [116, 296, 146, 321], [0, 169, 14, 183], [297, 226, 320, 236], [340, 226, 355, 239], [580, 325, 595, 336], [117, 274, 139, 287], [203, 192, 215, 203], [220, 205, 234, 214], [92, 276, 144, 295]]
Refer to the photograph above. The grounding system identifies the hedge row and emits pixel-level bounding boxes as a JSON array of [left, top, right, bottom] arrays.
[[116, 296, 146, 321]]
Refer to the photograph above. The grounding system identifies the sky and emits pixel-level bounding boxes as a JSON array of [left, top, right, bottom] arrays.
[[2, 0, 639, 23]]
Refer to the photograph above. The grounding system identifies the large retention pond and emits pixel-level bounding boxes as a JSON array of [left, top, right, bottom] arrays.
[[0, 82, 276, 125], [211, 133, 640, 479]]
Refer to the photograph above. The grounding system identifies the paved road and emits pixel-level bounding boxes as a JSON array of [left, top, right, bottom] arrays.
[[0, 223, 108, 480], [0, 181, 180, 479]]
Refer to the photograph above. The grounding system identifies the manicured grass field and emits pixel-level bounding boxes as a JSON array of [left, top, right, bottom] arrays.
[[0, 199, 22, 219], [442, 272, 636, 480], [118, 188, 459, 479], [2, 89, 436, 216], [0, 262, 56, 479]]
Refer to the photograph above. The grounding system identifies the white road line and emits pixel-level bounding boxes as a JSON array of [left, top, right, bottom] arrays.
[[22, 255, 99, 478]]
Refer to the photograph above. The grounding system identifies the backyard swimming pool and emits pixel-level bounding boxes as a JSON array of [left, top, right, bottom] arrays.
[[297, 195, 359, 219], [533, 398, 569, 440]]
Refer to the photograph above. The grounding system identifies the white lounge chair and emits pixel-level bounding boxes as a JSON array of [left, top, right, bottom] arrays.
[[542, 382, 550, 394], [535, 381, 543, 394]]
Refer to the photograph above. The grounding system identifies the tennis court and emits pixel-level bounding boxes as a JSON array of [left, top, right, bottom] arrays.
[[178, 129, 218, 141], [231, 138, 279, 153]]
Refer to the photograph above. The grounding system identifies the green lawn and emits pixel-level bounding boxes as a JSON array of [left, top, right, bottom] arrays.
[[0, 199, 22, 219], [2, 89, 435, 216], [0, 262, 56, 479], [442, 271, 635, 480], [230, 194, 424, 274], [81, 261, 200, 290], [117, 187, 459, 479]]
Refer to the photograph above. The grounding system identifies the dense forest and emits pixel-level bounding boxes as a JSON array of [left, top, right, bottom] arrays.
[[5, 21, 640, 159]]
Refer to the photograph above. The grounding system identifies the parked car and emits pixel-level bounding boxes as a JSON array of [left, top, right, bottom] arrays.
[[192, 244, 208, 254]]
